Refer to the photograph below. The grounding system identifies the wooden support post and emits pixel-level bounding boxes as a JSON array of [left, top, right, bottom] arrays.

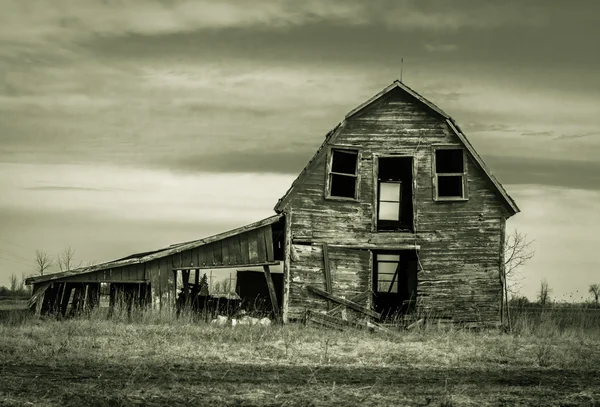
[[59, 283, 72, 318], [322, 243, 332, 310], [182, 270, 190, 308], [263, 265, 281, 322]]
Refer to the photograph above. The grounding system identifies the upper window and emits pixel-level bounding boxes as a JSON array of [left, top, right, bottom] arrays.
[[434, 148, 467, 200], [377, 156, 413, 231], [327, 149, 359, 199]]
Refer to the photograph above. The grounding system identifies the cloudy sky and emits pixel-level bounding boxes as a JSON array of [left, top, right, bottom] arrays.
[[1, 0, 598, 301]]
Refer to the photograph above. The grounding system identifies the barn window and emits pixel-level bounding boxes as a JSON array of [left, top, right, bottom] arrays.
[[434, 148, 467, 200], [327, 149, 359, 199], [375, 253, 400, 293], [377, 156, 413, 231]]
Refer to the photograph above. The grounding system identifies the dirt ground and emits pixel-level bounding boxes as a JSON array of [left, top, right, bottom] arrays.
[[1, 317, 599, 406], [2, 360, 599, 406]]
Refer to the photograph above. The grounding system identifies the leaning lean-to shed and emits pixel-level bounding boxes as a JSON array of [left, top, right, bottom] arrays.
[[27, 80, 518, 327]]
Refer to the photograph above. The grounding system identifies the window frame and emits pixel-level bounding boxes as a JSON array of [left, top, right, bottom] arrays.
[[432, 145, 469, 202], [374, 253, 401, 294], [325, 146, 361, 201], [372, 153, 416, 232]]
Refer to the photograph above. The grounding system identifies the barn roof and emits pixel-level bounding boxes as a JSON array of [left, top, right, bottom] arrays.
[[274, 80, 519, 216], [25, 214, 283, 285]]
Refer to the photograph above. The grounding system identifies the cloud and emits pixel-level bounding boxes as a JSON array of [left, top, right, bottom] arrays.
[[521, 131, 553, 137], [424, 43, 459, 53], [0, 0, 549, 52], [554, 131, 600, 141], [486, 156, 600, 191], [23, 186, 111, 192]]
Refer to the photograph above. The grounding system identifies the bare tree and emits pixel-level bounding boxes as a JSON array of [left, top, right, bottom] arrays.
[[538, 279, 552, 306], [589, 284, 600, 305], [35, 250, 53, 276], [57, 246, 80, 272], [501, 230, 535, 329], [9, 273, 18, 293]]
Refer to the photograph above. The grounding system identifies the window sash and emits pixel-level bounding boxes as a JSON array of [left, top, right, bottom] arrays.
[[435, 174, 466, 199], [433, 148, 468, 200], [327, 148, 359, 199]]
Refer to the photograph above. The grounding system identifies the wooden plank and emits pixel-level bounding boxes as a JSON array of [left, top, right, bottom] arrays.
[[174, 261, 280, 270], [222, 238, 230, 266], [233, 234, 242, 265], [198, 245, 208, 267], [213, 240, 223, 266], [327, 291, 370, 316], [322, 243, 332, 294], [248, 230, 259, 263], [256, 228, 266, 263], [282, 211, 292, 323], [264, 226, 274, 262], [306, 285, 380, 320], [263, 265, 281, 322], [322, 243, 332, 311], [240, 233, 250, 264]]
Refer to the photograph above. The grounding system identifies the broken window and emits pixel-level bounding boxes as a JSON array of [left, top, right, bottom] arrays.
[[373, 251, 418, 319], [434, 148, 467, 200], [377, 157, 413, 231], [328, 149, 359, 199], [375, 253, 400, 293]]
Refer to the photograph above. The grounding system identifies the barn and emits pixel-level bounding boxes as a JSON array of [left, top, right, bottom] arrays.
[[27, 80, 519, 327]]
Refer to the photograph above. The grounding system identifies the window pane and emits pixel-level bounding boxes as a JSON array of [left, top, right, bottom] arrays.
[[377, 280, 398, 293], [331, 150, 358, 175], [379, 202, 400, 221], [436, 149, 464, 173], [380, 182, 401, 201], [330, 174, 356, 198], [438, 175, 463, 197], [377, 254, 400, 262], [377, 261, 399, 275]]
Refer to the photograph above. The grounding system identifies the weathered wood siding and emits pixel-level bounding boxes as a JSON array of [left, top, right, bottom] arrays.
[[288, 243, 370, 320], [285, 88, 507, 323]]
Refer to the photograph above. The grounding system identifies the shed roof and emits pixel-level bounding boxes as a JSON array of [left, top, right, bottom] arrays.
[[274, 80, 519, 216], [26, 214, 283, 285]]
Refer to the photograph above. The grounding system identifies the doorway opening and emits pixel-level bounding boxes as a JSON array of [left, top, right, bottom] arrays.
[[372, 250, 418, 320]]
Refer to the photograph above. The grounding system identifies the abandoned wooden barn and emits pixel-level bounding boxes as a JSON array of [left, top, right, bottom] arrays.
[[27, 80, 519, 327]]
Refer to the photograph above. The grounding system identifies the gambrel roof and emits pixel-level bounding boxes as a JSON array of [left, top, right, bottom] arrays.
[[275, 80, 519, 216]]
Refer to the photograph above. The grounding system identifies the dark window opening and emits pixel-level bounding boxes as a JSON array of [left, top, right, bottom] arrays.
[[437, 175, 463, 197], [434, 148, 466, 199], [377, 157, 413, 231], [328, 149, 358, 199], [436, 149, 464, 173], [331, 150, 358, 174], [373, 251, 418, 319]]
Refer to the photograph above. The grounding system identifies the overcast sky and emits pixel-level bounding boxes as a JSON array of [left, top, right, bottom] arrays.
[[1, 0, 598, 301]]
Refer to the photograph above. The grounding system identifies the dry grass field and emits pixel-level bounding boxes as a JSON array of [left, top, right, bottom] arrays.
[[1, 308, 599, 407]]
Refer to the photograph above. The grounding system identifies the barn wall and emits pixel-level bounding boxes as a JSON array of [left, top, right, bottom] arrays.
[[285, 87, 507, 323], [287, 243, 370, 320]]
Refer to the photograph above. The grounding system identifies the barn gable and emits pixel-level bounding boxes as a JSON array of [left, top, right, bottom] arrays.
[[275, 80, 519, 217]]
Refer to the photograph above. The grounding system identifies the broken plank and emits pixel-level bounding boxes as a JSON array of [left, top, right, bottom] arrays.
[[306, 285, 380, 320], [327, 291, 370, 316]]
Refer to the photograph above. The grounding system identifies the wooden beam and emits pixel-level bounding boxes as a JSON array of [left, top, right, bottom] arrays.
[[173, 261, 280, 271], [263, 265, 281, 322], [306, 285, 381, 320], [281, 211, 292, 323], [327, 291, 370, 316], [322, 243, 332, 310]]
